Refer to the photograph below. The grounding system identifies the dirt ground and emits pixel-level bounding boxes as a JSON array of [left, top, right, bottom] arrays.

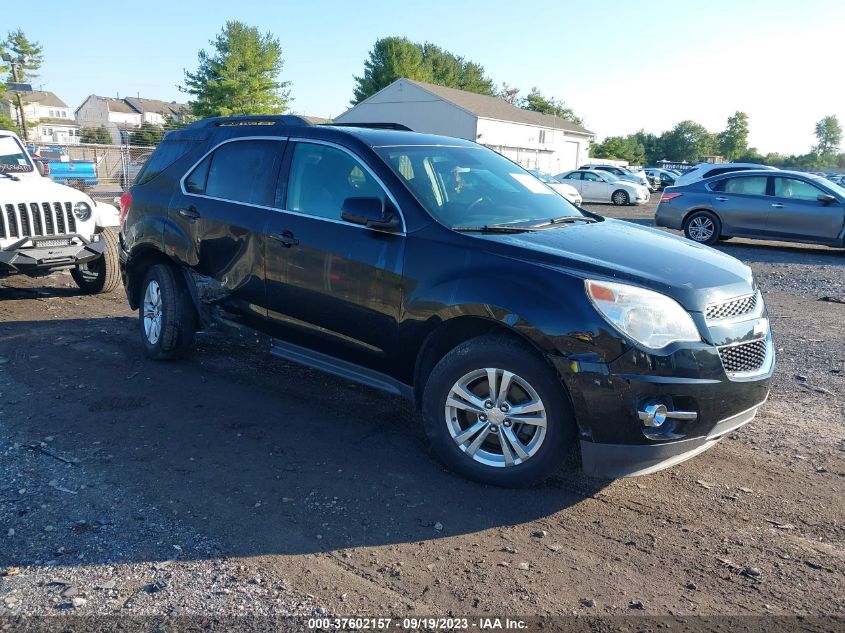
[[0, 201, 843, 623]]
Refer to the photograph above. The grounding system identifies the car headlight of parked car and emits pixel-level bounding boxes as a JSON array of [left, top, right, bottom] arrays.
[[72, 202, 92, 221], [585, 280, 701, 350]]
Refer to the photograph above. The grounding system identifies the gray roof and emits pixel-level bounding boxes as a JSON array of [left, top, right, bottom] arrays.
[[124, 97, 188, 117], [20, 91, 68, 108], [403, 79, 593, 136]]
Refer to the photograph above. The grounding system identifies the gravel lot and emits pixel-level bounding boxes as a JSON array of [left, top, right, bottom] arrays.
[[0, 199, 843, 626]]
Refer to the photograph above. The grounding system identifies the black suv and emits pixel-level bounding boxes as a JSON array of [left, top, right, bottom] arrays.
[[119, 116, 774, 487]]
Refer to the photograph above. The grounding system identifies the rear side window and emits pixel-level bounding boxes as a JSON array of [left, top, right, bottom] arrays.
[[136, 140, 193, 185], [712, 176, 768, 195], [193, 140, 285, 206]]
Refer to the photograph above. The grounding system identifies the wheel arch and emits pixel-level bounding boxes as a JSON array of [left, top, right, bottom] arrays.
[[682, 206, 721, 228], [124, 246, 179, 310]]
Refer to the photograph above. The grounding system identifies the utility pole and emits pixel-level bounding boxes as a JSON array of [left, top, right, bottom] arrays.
[[10, 61, 28, 142]]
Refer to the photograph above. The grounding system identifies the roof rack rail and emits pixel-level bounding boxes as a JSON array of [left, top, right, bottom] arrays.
[[330, 122, 413, 132], [186, 115, 314, 129]]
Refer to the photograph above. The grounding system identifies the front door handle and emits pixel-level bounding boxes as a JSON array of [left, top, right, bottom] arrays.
[[270, 230, 299, 247], [715, 196, 729, 202], [178, 206, 201, 221], [770, 203, 784, 208]]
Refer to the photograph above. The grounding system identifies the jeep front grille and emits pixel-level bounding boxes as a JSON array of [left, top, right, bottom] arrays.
[[705, 293, 758, 322], [718, 339, 768, 374], [1, 201, 75, 240]]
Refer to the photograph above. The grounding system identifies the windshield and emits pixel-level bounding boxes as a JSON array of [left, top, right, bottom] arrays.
[[0, 136, 34, 173], [376, 145, 583, 228]]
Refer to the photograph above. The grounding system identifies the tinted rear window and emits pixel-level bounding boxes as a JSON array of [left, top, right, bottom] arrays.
[[203, 140, 284, 206], [136, 140, 194, 185]]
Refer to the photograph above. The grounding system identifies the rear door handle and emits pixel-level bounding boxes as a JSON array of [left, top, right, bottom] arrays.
[[770, 203, 784, 208], [178, 206, 201, 221], [270, 230, 299, 247], [715, 196, 729, 202]]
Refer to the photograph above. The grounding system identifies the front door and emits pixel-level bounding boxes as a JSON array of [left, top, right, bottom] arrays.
[[263, 140, 405, 374], [766, 176, 845, 244], [580, 171, 605, 202]]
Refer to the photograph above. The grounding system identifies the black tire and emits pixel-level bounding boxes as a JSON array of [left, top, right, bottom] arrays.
[[71, 227, 121, 294], [421, 334, 577, 487], [611, 190, 630, 206], [683, 210, 721, 245], [138, 264, 196, 360]]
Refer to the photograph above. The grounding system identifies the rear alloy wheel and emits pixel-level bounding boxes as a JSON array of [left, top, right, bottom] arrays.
[[139, 264, 196, 360], [422, 335, 576, 487], [611, 190, 630, 206], [71, 227, 120, 294], [683, 210, 721, 245]]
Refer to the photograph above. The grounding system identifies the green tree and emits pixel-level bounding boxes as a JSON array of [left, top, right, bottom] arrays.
[[2, 29, 44, 82], [352, 36, 494, 104], [81, 126, 112, 145], [497, 82, 520, 105], [718, 111, 749, 160], [521, 88, 582, 125], [182, 21, 291, 118], [590, 135, 646, 164], [132, 122, 165, 146], [0, 110, 19, 135], [813, 115, 841, 157], [660, 120, 716, 162]]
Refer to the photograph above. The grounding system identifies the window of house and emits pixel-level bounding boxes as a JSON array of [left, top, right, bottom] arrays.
[[286, 143, 385, 221], [199, 140, 284, 206], [538, 130, 546, 144]]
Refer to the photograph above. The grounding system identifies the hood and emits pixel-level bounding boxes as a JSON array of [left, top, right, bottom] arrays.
[[478, 218, 754, 312], [0, 173, 94, 205]]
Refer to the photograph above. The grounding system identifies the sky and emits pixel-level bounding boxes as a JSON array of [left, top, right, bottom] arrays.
[[11, 0, 845, 155]]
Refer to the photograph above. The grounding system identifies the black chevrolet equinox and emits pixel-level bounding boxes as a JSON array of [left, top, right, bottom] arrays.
[[118, 115, 774, 487]]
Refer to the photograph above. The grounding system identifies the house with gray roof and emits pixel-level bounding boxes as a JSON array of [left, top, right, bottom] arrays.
[[1, 90, 81, 144], [335, 78, 594, 174], [75, 95, 188, 144]]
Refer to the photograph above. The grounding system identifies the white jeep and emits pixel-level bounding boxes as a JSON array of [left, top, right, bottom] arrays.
[[0, 130, 120, 293]]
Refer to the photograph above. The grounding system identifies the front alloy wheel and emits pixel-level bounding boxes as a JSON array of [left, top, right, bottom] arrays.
[[422, 334, 576, 487], [446, 368, 547, 468]]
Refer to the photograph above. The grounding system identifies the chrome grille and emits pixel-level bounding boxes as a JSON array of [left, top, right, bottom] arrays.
[[706, 293, 757, 321], [0, 201, 75, 240], [718, 339, 768, 374]]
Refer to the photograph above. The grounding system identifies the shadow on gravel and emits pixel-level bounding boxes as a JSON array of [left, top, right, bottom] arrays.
[[0, 284, 87, 300], [0, 317, 606, 569], [711, 241, 845, 265]]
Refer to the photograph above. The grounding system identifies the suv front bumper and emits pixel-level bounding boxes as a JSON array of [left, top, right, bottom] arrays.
[[0, 235, 104, 276]]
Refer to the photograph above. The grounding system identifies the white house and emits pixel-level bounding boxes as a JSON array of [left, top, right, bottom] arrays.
[[334, 79, 594, 174], [75, 95, 188, 144], [75, 95, 143, 144], [1, 91, 81, 144]]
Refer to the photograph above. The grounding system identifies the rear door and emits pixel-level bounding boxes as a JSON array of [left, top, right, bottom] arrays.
[[709, 175, 772, 237], [766, 176, 845, 244], [263, 140, 405, 374], [172, 137, 286, 326]]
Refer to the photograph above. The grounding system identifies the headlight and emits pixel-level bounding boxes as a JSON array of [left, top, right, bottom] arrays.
[[73, 202, 92, 221], [585, 280, 701, 349]]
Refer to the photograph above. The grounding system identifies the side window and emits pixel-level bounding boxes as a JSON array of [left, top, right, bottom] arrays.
[[286, 143, 385, 221], [583, 172, 601, 181], [202, 140, 284, 206], [773, 177, 824, 201], [184, 155, 211, 194], [718, 176, 768, 195], [563, 172, 581, 180]]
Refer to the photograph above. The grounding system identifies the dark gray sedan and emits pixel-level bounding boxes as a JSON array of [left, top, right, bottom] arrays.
[[655, 169, 845, 248]]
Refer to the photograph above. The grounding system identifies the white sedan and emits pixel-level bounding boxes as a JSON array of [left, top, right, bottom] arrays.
[[553, 169, 650, 205], [527, 170, 582, 206]]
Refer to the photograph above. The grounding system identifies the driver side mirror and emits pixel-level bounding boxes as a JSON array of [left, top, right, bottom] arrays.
[[817, 193, 836, 205], [341, 197, 401, 231], [35, 161, 47, 177]]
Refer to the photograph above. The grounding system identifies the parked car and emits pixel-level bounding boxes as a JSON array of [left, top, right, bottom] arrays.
[[527, 170, 582, 206], [555, 169, 650, 205], [674, 162, 777, 187], [645, 168, 677, 189], [121, 151, 152, 190], [656, 169, 845, 248], [29, 145, 98, 188], [0, 130, 120, 293], [120, 115, 773, 486], [579, 164, 652, 190]]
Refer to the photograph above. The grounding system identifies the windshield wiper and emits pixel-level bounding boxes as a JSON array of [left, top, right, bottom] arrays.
[[452, 224, 543, 234], [532, 215, 597, 228], [0, 172, 21, 181]]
